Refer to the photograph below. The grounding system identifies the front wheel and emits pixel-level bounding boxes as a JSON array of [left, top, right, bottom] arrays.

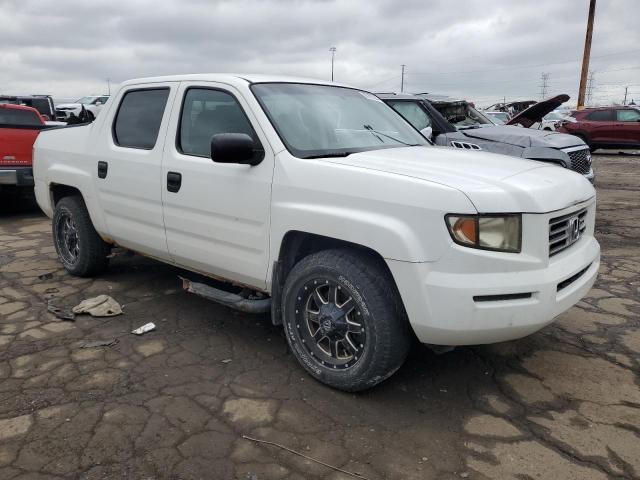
[[52, 196, 110, 276], [282, 249, 410, 391]]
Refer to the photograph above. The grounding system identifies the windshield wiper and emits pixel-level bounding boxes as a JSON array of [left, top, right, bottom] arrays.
[[363, 125, 418, 146], [303, 152, 352, 159]]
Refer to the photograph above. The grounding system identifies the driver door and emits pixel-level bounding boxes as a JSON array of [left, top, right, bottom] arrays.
[[161, 82, 275, 289]]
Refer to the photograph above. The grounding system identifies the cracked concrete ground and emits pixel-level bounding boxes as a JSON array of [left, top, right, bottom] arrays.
[[0, 152, 638, 480]]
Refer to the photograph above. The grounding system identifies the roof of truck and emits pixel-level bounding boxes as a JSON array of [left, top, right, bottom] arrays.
[[121, 74, 349, 88], [0, 103, 42, 113]]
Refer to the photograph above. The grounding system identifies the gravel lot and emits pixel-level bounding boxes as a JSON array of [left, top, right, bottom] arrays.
[[0, 152, 638, 480]]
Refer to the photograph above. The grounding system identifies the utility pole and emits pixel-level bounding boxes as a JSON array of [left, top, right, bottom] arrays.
[[540, 73, 550, 100], [586, 71, 595, 105], [623, 86, 628, 105], [107, 78, 111, 95], [577, 0, 597, 109], [329, 47, 336, 82], [400, 64, 406, 92]]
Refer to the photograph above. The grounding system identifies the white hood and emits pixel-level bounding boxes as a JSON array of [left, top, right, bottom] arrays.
[[323, 146, 595, 213], [56, 103, 81, 110]]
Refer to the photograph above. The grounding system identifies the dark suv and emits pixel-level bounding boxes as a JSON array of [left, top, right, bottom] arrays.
[[558, 106, 640, 150]]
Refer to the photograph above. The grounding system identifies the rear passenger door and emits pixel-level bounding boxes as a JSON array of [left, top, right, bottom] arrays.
[[583, 109, 614, 144], [93, 83, 176, 260], [161, 82, 274, 290]]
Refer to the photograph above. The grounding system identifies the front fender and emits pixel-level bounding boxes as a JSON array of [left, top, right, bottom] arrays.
[[268, 152, 477, 285]]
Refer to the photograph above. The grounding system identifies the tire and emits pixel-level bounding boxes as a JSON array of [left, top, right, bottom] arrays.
[[282, 249, 410, 391], [52, 196, 110, 276]]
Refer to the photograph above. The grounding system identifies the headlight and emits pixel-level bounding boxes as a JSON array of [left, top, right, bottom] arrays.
[[445, 214, 521, 252]]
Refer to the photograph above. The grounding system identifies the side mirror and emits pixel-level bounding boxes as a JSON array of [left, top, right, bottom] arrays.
[[420, 126, 433, 139], [95, 101, 102, 106], [210, 133, 263, 166]]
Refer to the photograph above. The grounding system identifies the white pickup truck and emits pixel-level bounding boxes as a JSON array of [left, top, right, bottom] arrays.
[[33, 75, 600, 391]]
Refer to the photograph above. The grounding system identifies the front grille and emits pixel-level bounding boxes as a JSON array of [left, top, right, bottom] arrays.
[[566, 148, 591, 174], [549, 208, 587, 256]]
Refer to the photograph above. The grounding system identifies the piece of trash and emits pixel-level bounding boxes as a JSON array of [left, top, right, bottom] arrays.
[[72, 295, 122, 317], [242, 435, 371, 480], [132, 322, 156, 335], [38, 272, 54, 281], [45, 287, 59, 294], [47, 300, 75, 321], [81, 339, 118, 348], [221, 358, 232, 364]]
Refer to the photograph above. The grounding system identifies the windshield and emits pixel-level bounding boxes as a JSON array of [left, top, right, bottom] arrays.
[[76, 97, 96, 104], [543, 112, 565, 121], [251, 83, 427, 158], [431, 101, 493, 129], [487, 111, 509, 123]]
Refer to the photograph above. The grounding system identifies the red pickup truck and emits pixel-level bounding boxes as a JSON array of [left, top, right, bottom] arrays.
[[0, 104, 47, 194]]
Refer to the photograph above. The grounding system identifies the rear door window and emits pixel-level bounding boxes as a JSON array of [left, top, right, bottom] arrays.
[[113, 88, 170, 149], [0, 108, 42, 126], [616, 109, 640, 122], [585, 110, 613, 121]]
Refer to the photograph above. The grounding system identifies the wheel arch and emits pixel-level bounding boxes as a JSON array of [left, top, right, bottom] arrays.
[[48, 182, 111, 244], [269, 230, 404, 326]]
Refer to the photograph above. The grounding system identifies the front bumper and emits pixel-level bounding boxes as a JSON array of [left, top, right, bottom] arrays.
[[0, 167, 34, 187], [387, 204, 600, 346]]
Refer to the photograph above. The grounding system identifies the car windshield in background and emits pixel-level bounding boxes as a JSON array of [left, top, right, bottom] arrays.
[[251, 83, 427, 159], [432, 101, 493, 129], [544, 112, 566, 121], [0, 108, 41, 126], [76, 97, 95, 104]]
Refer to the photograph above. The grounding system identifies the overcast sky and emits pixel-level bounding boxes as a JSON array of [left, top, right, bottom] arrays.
[[1, 0, 639, 106]]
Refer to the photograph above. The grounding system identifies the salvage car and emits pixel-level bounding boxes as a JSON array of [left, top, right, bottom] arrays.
[[557, 106, 640, 151], [55, 95, 110, 121], [485, 100, 537, 119], [0, 104, 47, 195], [33, 75, 599, 391], [379, 93, 594, 182]]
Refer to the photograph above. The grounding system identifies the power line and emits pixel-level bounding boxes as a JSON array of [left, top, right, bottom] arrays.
[[540, 73, 550, 99], [586, 71, 595, 105]]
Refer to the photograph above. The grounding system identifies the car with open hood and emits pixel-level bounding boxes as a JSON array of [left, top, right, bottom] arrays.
[[33, 75, 599, 391], [378, 93, 594, 182]]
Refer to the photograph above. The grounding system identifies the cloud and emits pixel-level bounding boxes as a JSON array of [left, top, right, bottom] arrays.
[[1, 0, 639, 105]]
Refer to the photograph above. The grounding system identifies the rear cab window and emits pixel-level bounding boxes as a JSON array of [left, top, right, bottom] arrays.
[[0, 108, 43, 126], [112, 88, 170, 149]]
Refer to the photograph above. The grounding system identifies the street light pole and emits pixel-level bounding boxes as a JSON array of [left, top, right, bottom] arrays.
[[329, 47, 336, 81], [577, 0, 597, 109], [400, 64, 406, 92]]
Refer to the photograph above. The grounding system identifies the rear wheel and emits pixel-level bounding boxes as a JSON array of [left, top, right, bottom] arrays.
[[282, 249, 410, 391], [52, 196, 110, 276]]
